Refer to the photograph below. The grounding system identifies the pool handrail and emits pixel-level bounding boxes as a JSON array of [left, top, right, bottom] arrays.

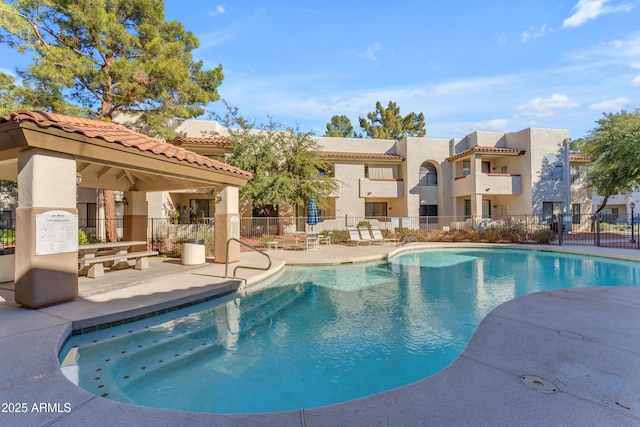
[[224, 238, 272, 279]]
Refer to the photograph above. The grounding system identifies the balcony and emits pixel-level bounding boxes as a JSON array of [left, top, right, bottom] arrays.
[[359, 178, 404, 198], [451, 174, 522, 196]]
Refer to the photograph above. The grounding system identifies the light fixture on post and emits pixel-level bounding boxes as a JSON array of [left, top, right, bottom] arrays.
[[215, 191, 223, 203], [631, 201, 636, 243], [76, 172, 83, 186], [122, 196, 129, 206]]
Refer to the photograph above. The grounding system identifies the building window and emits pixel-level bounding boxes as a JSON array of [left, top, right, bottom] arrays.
[[572, 204, 581, 225], [190, 199, 215, 223], [419, 204, 438, 224], [365, 202, 387, 218], [86, 203, 96, 227], [481, 161, 490, 173], [544, 162, 563, 180], [0, 211, 12, 230], [600, 208, 619, 224], [464, 199, 471, 219], [542, 201, 563, 222], [482, 200, 491, 218], [463, 160, 471, 176], [419, 163, 437, 186], [253, 204, 278, 218], [317, 165, 334, 178]]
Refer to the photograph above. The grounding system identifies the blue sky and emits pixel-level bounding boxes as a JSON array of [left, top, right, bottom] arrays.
[[2, 0, 639, 139]]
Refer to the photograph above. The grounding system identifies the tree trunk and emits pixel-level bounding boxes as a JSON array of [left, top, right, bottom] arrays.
[[103, 189, 117, 242]]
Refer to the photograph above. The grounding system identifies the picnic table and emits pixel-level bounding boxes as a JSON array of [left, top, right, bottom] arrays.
[[78, 240, 157, 278]]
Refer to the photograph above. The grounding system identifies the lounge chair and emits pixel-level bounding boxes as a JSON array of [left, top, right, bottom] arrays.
[[371, 227, 398, 245], [347, 227, 369, 245], [358, 226, 383, 244]]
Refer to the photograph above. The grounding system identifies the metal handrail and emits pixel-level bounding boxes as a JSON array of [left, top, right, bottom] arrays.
[[225, 237, 272, 279]]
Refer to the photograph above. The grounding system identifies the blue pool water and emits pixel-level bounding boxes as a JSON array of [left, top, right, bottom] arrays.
[[59, 248, 640, 413]]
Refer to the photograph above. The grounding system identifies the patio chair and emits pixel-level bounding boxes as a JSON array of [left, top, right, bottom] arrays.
[[319, 231, 333, 247], [358, 226, 382, 244], [347, 227, 370, 245], [292, 232, 308, 250], [371, 227, 398, 245], [304, 233, 320, 251]]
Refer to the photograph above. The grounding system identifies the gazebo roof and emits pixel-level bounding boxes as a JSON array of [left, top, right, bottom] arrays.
[[0, 111, 252, 191]]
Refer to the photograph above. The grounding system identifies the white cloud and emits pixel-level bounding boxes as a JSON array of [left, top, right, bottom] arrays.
[[473, 119, 510, 131], [521, 24, 551, 43], [563, 0, 633, 29], [588, 97, 631, 111], [518, 94, 580, 118], [358, 43, 381, 62], [633, 76, 640, 86], [209, 5, 226, 17]]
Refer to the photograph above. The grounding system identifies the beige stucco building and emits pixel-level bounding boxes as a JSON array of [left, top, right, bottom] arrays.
[[166, 120, 592, 231]]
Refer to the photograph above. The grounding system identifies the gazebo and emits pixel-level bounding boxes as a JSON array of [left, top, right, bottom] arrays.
[[0, 111, 252, 308]]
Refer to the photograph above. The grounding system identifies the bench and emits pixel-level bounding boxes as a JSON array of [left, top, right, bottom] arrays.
[[79, 250, 159, 278]]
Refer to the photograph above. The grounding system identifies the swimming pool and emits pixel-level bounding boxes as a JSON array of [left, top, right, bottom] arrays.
[[59, 248, 640, 413]]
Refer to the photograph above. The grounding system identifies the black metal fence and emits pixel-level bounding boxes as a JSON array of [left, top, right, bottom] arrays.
[[238, 213, 640, 249], [3, 214, 640, 256], [0, 218, 15, 253]]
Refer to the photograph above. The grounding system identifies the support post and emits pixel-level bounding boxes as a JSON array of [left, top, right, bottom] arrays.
[[15, 149, 78, 308]]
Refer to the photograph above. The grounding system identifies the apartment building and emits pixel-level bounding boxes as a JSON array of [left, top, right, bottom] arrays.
[[0, 120, 592, 233], [167, 121, 592, 229]]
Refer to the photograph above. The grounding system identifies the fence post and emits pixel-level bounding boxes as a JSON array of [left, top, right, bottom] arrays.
[[595, 215, 601, 247], [556, 214, 563, 245]]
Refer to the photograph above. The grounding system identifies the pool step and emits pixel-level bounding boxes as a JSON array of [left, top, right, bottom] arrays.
[[70, 283, 310, 399]]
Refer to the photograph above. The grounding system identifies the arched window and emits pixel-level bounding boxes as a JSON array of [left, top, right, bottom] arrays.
[[419, 163, 437, 186]]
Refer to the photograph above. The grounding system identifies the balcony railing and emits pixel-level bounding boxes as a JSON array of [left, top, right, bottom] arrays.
[[452, 174, 521, 196], [359, 178, 404, 198]]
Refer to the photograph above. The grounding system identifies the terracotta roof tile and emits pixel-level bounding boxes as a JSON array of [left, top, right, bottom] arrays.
[[322, 151, 404, 161], [447, 145, 525, 160], [570, 153, 593, 162], [169, 136, 231, 146], [1, 111, 252, 178]]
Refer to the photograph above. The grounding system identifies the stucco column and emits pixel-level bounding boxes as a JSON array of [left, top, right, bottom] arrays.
[[472, 194, 483, 222], [214, 186, 240, 264], [122, 191, 148, 251], [15, 148, 78, 308]]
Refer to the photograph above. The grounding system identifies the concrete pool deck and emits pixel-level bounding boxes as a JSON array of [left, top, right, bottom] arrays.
[[1, 243, 640, 426]]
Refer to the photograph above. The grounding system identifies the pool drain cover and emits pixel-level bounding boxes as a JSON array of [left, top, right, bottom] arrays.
[[520, 375, 558, 394]]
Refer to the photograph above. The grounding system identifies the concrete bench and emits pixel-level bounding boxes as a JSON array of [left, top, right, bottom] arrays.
[[80, 250, 159, 278]]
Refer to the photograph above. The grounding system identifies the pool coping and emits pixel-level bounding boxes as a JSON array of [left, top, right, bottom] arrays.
[[1, 243, 640, 426]]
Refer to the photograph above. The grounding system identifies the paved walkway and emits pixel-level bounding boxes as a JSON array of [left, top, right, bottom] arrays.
[[1, 243, 640, 426]]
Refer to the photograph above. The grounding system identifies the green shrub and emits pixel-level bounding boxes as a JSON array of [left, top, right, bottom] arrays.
[[356, 220, 372, 233], [78, 229, 100, 244], [1, 229, 15, 244], [530, 229, 556, 244], [427, 229, 447, 242], [502, 227, 526, 243], [331, 229, 350, 243], [465, 229, 482, 242], [259, 234, 275, 248], [450, 229, 466, 242]]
